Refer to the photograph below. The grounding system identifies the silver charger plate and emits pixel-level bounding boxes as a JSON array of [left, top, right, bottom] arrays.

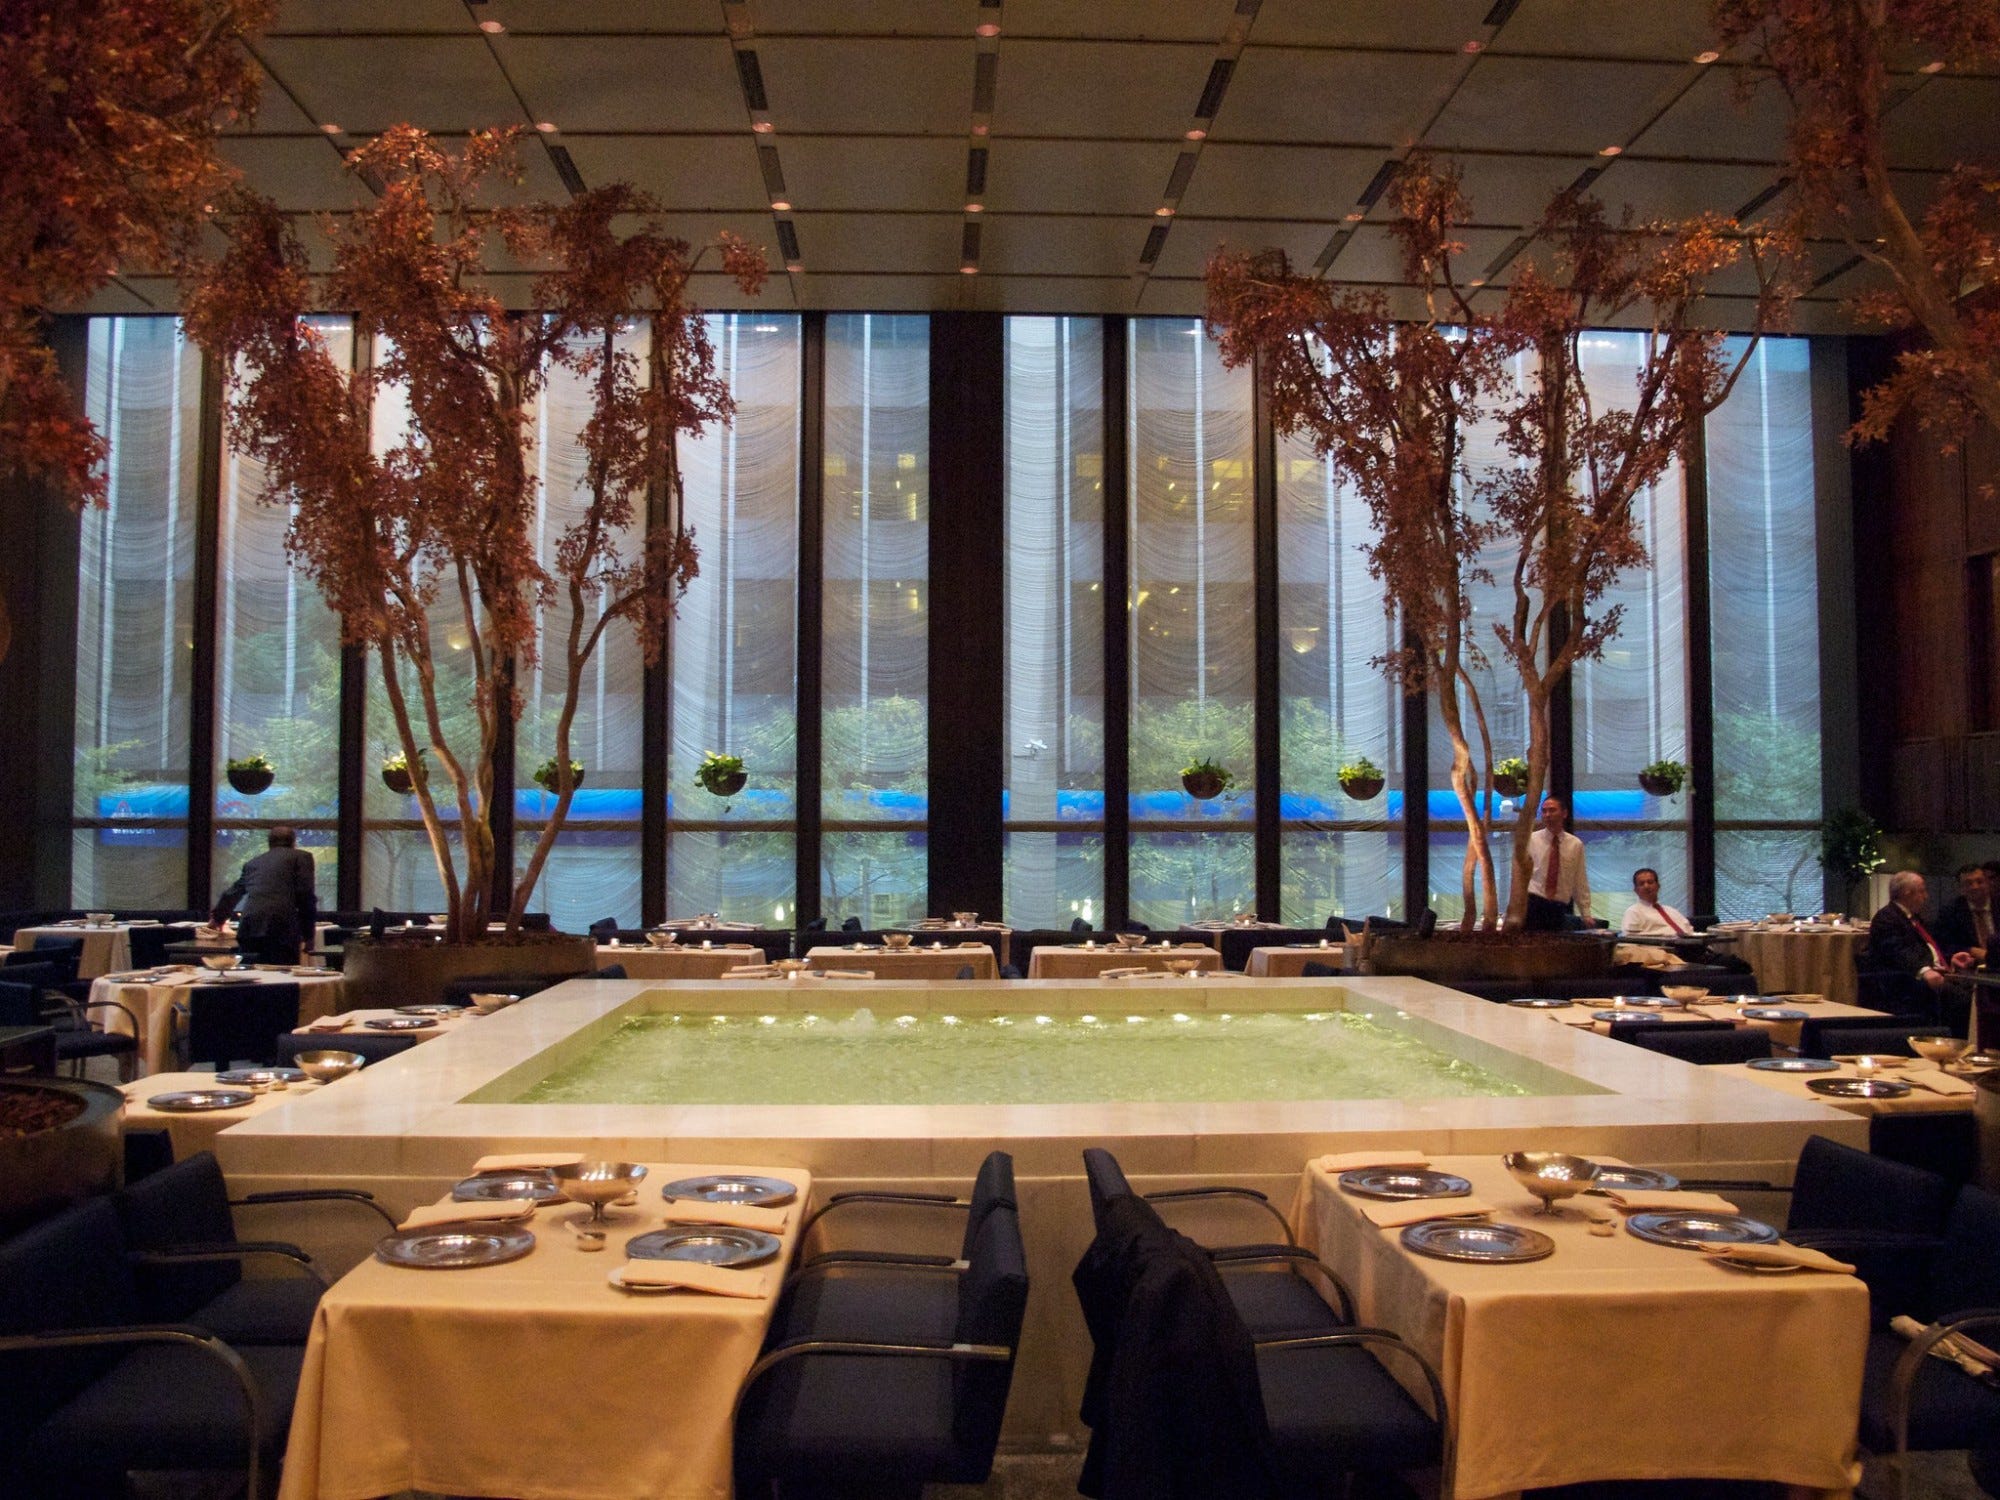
[[1507, 997, 1572, 1008], [199, 973, 256, 985], [216, 1067, 308, 1086], [658, 1174, 798, 1208], [375, 1222, 536, 1270], [395, 1004, 460, 1017], [146, 1088, 257, 1112], [453, 1171, 566, 1205], [1808, 1076, 1912, 1099], [1592, 1010, 1665, 1024], [625, 1225, 782, 1267], [1626, 1212, 1780, 1249], [1338, 1168, 1474, 1201], [1740, 1006, 1809, 1021], [1401, 1220, 1555, 1264], [1748, 1056, 1840, 1073], [1589, 1166, 1680, 1192], [364, 1016, 435, 1031]]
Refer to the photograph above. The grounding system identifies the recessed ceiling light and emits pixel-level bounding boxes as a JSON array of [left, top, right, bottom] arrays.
[[770, 199, 791, 212], [1185, 128, 1207, 141], [1462, 39, 1484, 53], [1920, 59, 1946, 73], [975, 22, 1000, 37], [1343, 210, 1364, 222], [965, 202, 983, 213], [1154, 205, 1176, 217], [1469, 278, 1486, 288], [478, 19, 505, 34], [1598, 144, 1623, 157], [320, 123, 342, 135], [752, 120, 774, 133], [971, 123, 990, 136], [960, 263, 980, 274], [785, 260, 802, 272], [1693, 50, 1721, 65], [535, 121, 558, 134]]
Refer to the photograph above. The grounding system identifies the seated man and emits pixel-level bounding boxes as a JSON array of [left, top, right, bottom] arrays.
[[1620, 867, 1695, 938], [1865, 870, 1959, 999], [1935, 862, 1993, 970]]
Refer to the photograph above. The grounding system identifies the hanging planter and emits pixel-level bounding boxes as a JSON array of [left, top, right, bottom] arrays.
[[695, 751, 747, 798], [1338, 756, 1385, 801], [1638, 759, 1688, 797], [1491, 757, 1528, 798], [1180, 759, 1234, 801], [533, 757, 586, 793], [381, 751, 421, 795], [224, 754, 274, 795]]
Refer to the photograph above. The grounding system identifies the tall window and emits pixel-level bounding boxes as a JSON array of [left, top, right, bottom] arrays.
[[1129, 319, 1255, 926], [73, 318, 202, 908], [1003, 317, 1105, 930], [1276, 434, 1403, 924], [1709, 337, 1822, 916], [821, 314, 929, 924], [665, 314, 802, 923], [212, 318, 347, 911]]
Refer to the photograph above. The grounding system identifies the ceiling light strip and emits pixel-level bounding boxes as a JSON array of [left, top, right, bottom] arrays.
[[959, 6, 1002, 279]]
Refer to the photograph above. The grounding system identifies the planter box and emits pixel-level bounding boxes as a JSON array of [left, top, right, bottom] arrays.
[[1364, 931, 1612, 983], [0, 1077, 124, 1236], [1340, 776, 1385, 801], [340, 933, 597, 1008], [700, 770, 747, 797], [226, 766, 274, 795], [1182, 772, 1227, 800]]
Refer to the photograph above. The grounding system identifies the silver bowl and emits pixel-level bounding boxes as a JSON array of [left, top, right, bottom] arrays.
[[883, 932, 914, 949], [201, 952, 242, 972], [467, 992, 521, 1008], [952, 911, 979, 926], [644, 931, 678, 948], [1113, 932, 1147, 949], [293, 1049, 366, 1084], [1908, 1036, 1971, 1065], [85, 912, 115, 926], [1660, 985, 1710, 1004], [552, 1161, 649, 1224], [1502, 1151, 1601, 1216], [1167, 958, 1202, 977]]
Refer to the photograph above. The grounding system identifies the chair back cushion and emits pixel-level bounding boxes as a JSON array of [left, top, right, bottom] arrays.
[[0, 1197, 141, 1444], [961, 1151, 1017, 1258], [127, 925, 195, 969], [952, 1200, 1029, 1463], [1799, 1015, 1946, 1058], [1788, 1134, 1956, 1237], [1082, 1147, 1135, 1235], [114, 1152, 241, 1317], [185, 981, 302, 1068], [1630, 1027, 1772, 1065], [0, 978, 39, 1027], [1930, 1183, 2000, 1316]]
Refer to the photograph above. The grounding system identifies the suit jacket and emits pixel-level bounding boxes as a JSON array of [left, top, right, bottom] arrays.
[[1866, 902, 1944, 979], [1934, 896, 1994, 958], [215, 846, 317, 938]]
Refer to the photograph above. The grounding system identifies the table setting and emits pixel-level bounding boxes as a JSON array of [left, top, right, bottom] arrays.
[[596, 938, 764, 979], [1245, 942, 1349, 977], [90, 961, 346, 1075], [1292, 1148, 1868, 1498], [276, 1156, 810, 1500], [1027, 938, 1221, 980], [804, 940, 1000, 980], [1705, 914, 1867, 1005], [17, 916, 162, 978], [292, 1006, 478, 1043], [1731, 1043, 1984, 1115]]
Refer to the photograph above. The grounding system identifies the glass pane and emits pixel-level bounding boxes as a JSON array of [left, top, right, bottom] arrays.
[[1130, 319, 1255, 823], [213, 830, 337, 916], [361, 827, 461, 913], [1003, 831, 1105, 932], [1131, 830, 1254, 927], [1717, 828, 1823, 918], [1281, 831, 1403, 926], [822, 315, 929, 864], [73, 318, 202, 906], [1584, 830, 1693, 928], [667, 829, 798, 926], [517, 824, 641, 929]]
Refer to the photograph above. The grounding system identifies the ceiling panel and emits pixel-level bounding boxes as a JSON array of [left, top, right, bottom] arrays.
[[757, 39, 972, 135], [778, 137, 967, 212], [558, 137, 768, 209], [1430, 56, 1688, 154], [218, 138, 377, 209], [76, 279, 166, 314], [790, 213, 964, 274], [1445, 154, 1596, 223], [231, 59, 320, 135], [1178, 144, 1389, 219], [985, 277, 1139, 315], [1882, 77, 2000, 172], [1489, 0, 1719, 61], [1250, 0, 1489, 51], [484, 0, 735, 33], [982, 139, 1186, 215], [504, 36, 746, 133], [980, 216, 1151, 276], [792, 274, 972, 310], [1150, 218, 1335, 279], [755, 3, 975, 37], [265, 0, 474, 35], [995, 40, 1220, 139], [257, 37, 525, 132], [1006, 0, 1233, 43], [1332, 224, 1521, 283], [1591, 159, 1784, 222], [1219, 49, 1466, 145], [1635, 67, 1792, 162]]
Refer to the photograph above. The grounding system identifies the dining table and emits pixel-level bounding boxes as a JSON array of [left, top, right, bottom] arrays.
[[1244, 943, 1350, 977], [804, 943, 1000, 980], [1291, 1152, 1868, 1498], [1713, 921, 1867, 1007], [1544, 994, 1887, 1049], [595, 941, 767, 979], [89, 966, 346, 1076], [120, 1070, 319, 1157], [16, 920, 165, 979], [1025, 942, 1221, 979], [277, 1158, 811, 1500], [290, 1006, 479, 1048], [1726, 1055, 1979, 1116]]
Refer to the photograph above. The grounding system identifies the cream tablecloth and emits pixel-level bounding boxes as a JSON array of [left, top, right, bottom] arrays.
[[805, 943, 999, 980], [277, 1159, 811, 1500], [1292, 1153, 1867, 1498], [1728, 925, 1866, 1007], [1244, 944, 1350, 977], [289, 1007, 477, 1046], [1027, 943, 1220, 979], [120, 1071, 315, 1157], [18, 921, 153, 978], [91, 969, 345, 1076], [1548, 995, 1885, 1049], [596, 942, 765, 979], [1728, 1056, 1977, 1116]]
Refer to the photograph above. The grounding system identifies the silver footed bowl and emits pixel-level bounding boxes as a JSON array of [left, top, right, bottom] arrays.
[[293, 1049, 366, 1083], [644, 931, 678, 947], [1908, 1036, 1971, 1064], [883, 932, 914, 949], [1502, 1151, 1601, 1216], [200, 952, 241, 972], [1113, 932, 1147, 948], [552, 1161, 648, 1224]]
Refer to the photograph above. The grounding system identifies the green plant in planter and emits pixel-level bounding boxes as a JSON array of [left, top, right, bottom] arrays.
[[1820, 806, 1886, 894], [1639, 759, 1688, 795], [381, 749, 424, 794], [224, 751, 275, 794], [533, 757, 586, 792], [695, 751, 747, 796], [226, 753, 272, 775], [1180, 758, 1235, 798], [1338, 756, 1383, 783]]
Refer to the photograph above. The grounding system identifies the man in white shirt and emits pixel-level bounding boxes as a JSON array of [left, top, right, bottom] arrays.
[[1523, 796, 1591, 931], [1620, 867, 1694, 938]]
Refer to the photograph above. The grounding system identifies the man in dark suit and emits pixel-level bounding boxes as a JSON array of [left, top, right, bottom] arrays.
[[212, 826, 317, 966], [1935, 863, 1993, 969], [1866, 871, 1956, 1000]]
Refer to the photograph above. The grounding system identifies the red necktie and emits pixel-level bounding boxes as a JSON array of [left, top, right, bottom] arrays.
[[1658, 906, 1687, 936], [1912, 917, 1943, 967], [1543, 835, 1560, 899]]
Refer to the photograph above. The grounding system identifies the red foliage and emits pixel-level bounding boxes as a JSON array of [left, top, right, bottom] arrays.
[[183, 127, 766, 937]]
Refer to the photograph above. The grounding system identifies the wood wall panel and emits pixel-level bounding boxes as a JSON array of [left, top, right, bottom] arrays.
[[1967, 732, 2000, 832], [1966, 422, 2000, 556]]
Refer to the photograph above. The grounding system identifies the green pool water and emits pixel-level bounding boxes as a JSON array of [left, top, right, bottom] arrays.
[[487, 1008, 1562, 1107]]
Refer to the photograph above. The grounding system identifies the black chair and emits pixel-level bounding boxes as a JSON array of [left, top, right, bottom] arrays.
[[803, 916, 828, 933], [275, 1030, 418, 1066], [1605, 1017, 1734, 1047], [0, 1195, 300, 1499], [1799, 1016, 1951, 1059], [1119, 920, 1151, 935], [732, 1180, 1028, 1498], [841, 916, 862, 933], [10, 937, 83, 981], [127, 924, 196, 970], [114, 1151, 395, 1347], [1072, 917, 1093, 934], [1780, 1135, 1959, 1318], [0, 973, 139, 1080], [1299, 961, 1341, 978], [588, 916, 620, 942], [124, 1128, 175, 1184], [1628, 1026, 1773, 1065], [437, 972, 562, 1007], [175, 981, 303, 1070], [1870, 1112, 1979, 1187], [596, 963, 628, 979], [1211, 927, 1324, 972]]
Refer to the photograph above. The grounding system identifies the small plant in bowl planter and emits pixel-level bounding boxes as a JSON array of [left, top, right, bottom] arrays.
[[1338, 756, 1385, 801], [533, 757, 586, 793], [1491, 757, 1528, 797], [1638, 759, 1688, 797], [380, 750, 422, 795], [695, 751, 747, 798], [1180, 758, 1234, 800], [225, 753, 274, 795]]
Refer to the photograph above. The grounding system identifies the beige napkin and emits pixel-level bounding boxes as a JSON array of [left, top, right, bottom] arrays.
[[1906, 1070, 1977, 1095], [614, 1259, 768, 1297], [724, 965, 779, 978], [1890, 1314, 1999, 1377], [472, 1151, 585, 1173], [1315, 1149, 1429, 1174], [821, 968, 874, 980], [1831, 1054, 1909, 1066], [399, 1199, 536, 1231], [302, 1014, 353, 1032], [1360, 1197, 1495, 1229], [1097, 966, 1155, 980], [1700, 1241, 1855, 1274], [661, 1199, 789, 1232], [1602, 1188, 1740, 1215]]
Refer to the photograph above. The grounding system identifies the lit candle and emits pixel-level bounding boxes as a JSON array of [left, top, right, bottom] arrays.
[[1319, 938, 1330, 949], [701, 939, 712, 949]]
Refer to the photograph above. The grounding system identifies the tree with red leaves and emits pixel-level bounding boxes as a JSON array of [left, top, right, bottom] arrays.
[[1208, 160, 1793, 927], [0, 0, 270, 657], [1713, 0, 2000, 445], [184, 126, 766, 942]]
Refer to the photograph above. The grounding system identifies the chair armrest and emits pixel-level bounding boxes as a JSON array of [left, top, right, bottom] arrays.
[[81, 998, 141, 1033], [234, 1188, 399, 1230], [1142, 1186, 1295, 1246], [732, 1337, 1013, 1429], [794, 1249, 964, 1274], [129, 1242, 330, 1288], [796, 1192, 969, 1256], [1252, 1326, 1452, 1492], [1674, 1179, 1788, 1194], [1887, 1307, 2000, 1455], [1210, 1246, 1356, 1325]]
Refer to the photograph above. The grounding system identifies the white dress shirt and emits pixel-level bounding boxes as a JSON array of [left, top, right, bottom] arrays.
[[1621, 899, 1693, 937], [1525, 827, 1591, 921]]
